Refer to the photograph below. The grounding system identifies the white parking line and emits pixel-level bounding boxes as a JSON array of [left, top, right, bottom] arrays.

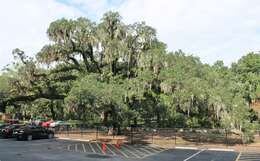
[[236, 152, 241, 161], [124, 144, 147, 156], [150, 144, 167, 150], [89, 142, 96, 153], [82, 144, 86, 153], [95, 142, 105, 154], [137, 147, 154, 155], [75, 144, 78, 152], [106, 145, 117, 155], [184, 149, 205, 161], [67, 145, 71, 151], [121, 145, 142, 158], [110, 144, 129, 158], [143, 146, 162, 153]]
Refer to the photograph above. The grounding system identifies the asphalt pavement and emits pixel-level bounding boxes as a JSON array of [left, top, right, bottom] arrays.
[[0, 138, 249, 161]]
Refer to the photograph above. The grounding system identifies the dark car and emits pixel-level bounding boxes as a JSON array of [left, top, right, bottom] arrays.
[[0, 123, 9, 130], [14, 125, 54, 141], [1, 124, 23, 138], [0, 124, 9, 136]]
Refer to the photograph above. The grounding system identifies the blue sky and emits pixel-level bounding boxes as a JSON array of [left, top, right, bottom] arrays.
[[1, 0, 260, 70], [56, 0, 124, 20]]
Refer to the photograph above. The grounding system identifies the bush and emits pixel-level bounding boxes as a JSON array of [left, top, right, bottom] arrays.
[[186, 117, 200, 128]]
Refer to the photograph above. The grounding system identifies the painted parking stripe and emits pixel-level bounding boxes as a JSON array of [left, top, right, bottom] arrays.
[[95, 142, 105, 154], [236, 152, 242, 161], [183, 149, 205, 161], [109, 143, 129, 158], [106, 144, 117, 155], [82, 144, 86, 153], [136, 146, 154, 155], [84, 143, 93, 153], [64, 142, 168, 159], [238, 153, 260, 161], [142, 146, 162, 153], [238, 152, 260, 161], [120, 145, 142, 158], [107, 144, 124, 156], [150, 144, 167, 151], [123, 144, 147, 157], [67, 144, 72, 151], [117, 146, 136, 158], [88, 142, 96, 153], [75, 144, 78, 152], [149, 146, 166, 152], [239, 157, 260, 160]]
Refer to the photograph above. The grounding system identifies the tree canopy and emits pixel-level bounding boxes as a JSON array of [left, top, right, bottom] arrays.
[[0, 11, 259, 134]]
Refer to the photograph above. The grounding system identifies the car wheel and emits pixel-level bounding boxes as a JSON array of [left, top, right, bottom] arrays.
[[48, 133, 54, 139], [27, 135, 32, 141]]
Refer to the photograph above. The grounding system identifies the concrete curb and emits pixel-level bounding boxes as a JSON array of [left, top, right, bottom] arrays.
[[175, 146, 234, 152], [57, 137, 90, 142], [175, 146, 198, 150], [207, 148, 234, 152]]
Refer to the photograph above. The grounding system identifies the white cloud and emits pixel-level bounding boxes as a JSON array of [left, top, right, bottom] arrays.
[[118, 0, 260, 65], [0, 0, 260, 70], [0, 0, 84, 70]]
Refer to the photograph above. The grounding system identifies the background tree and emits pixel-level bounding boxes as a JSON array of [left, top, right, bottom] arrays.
[[0, 11, 258, 136]]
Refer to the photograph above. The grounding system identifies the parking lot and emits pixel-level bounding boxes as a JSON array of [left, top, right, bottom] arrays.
[[237, 152, 260, 161], [1, 138, 260, 161], [65, 141, 168, 159]]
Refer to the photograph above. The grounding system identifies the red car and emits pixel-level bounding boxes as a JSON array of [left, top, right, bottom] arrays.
[[5, 119, 19, 124], [41, 120, 53, 128]]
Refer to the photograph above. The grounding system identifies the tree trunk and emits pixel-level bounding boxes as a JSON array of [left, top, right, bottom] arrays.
[[134, 118, 137, 126], [50, 101, 56, 120], [0, 105, 6, 113], [117, 124, 121, 135], [103, 111, 109, 127], [157, 111, 161, 127]]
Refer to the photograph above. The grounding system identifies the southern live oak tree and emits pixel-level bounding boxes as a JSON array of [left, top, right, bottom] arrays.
[[0, 12, 259, 133]]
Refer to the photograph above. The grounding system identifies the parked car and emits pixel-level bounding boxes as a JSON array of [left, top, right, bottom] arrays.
[[50, 121, 66, 128], [14, 125, 54, 141], [41, 120, 53, 128], [0, 123, 9, 135], [0, 123, 9, 129], [5, 119, 19, 125], [1, 124, 23, 138], [34, 118, 50, 126]]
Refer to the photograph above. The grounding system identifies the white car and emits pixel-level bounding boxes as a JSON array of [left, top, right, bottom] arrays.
[[50, 121, 65, 128]]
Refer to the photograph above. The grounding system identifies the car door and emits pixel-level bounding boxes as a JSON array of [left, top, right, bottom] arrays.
[[31, 126, 43, 139], [38, 127, 48, 138], [31, 126, 40, 139]]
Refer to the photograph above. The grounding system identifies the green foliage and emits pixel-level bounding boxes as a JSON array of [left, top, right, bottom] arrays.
[[0, 74, 10, 97], [0, 11, 259, 136]]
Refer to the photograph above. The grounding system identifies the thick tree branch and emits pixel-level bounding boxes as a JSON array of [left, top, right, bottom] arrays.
[[0, 93, 66, 113]]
